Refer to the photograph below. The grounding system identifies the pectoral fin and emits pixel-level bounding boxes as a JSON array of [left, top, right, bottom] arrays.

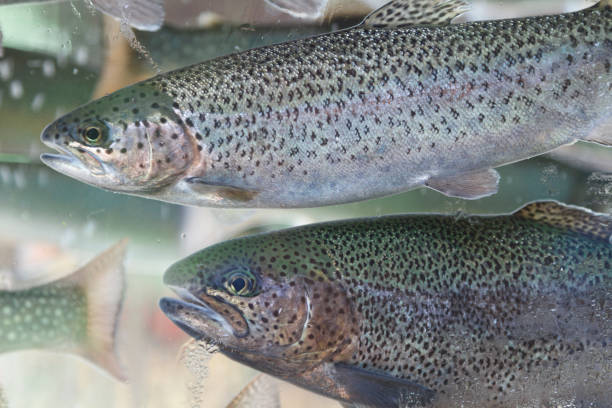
[[425, 168, 500, 199], [264, 0, 327, 19], [362, 0, 470, 28], [92, 0, 165, 31], [586, 133, 612, 146], [185, 177, 259, 203], [332, 363, 435, 407], [514, 201, 612, 242]]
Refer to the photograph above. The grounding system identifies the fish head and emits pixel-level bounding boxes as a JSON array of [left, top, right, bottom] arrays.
[[160, 233, 358, 375], [40, 84, 196, 193]]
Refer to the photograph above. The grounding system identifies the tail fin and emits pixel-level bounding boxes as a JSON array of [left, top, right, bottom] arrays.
[[514, 201, 612, 243], [65, 240, 128, 381]]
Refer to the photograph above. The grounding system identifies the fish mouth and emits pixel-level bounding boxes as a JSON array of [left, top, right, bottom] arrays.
[[160, 287, 249, 340], [40, 142, 107, 180]]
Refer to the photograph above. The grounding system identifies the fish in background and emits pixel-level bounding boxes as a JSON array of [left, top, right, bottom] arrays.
[[161, 201, 611, 407], [0, 0, 164, 49], [0, 240, 127, 380], [40, 0, 612, 208]]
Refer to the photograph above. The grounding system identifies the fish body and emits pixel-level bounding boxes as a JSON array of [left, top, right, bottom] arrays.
[[160, 201, 612, 407], [0, 241, 127, 380], [41, 0, 612, 208]]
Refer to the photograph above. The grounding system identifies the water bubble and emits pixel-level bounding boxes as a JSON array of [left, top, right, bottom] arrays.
[[0, 59, 13, 81], [0, 166, 11, 185], [13, 169, 26, 190], [42, 60, 56, 77], [75, 46, 89, 66], [31, 93, 45, 112], [180, 340, 219, 408], [9, 80, 23, 99]]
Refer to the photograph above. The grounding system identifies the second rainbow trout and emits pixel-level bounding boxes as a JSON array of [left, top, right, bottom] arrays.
[[160, 201, 612, 407], [41, 0, 612, 207]]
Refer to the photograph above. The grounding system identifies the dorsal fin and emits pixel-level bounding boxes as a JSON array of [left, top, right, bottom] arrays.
[[514, 201, 612, 242], [362, 0, 470, 28]]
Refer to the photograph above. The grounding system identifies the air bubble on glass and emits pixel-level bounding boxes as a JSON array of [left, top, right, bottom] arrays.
[[31, 93, 45, 112], [180, 339, 219, 408], [9, 80, 22, 99], [0, 59, 13, 81]]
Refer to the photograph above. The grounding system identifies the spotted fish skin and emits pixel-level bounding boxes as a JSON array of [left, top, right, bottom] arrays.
[[42, 3, 612, 207], [161, 201, 611, 407], [0, 284, 88, 351]]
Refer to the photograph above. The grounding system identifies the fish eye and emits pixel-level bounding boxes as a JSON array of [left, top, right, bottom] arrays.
[[82, 126, 105, 145], [225, 270, 256, 296]]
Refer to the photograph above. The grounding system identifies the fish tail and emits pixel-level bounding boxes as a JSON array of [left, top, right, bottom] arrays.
[[65, 239, 128, 381]]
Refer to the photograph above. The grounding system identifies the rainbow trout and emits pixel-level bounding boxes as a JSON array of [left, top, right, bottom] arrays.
[[160, 201, 612, 407], [40, 0, 612, 208], [0, 241, 126, 380]]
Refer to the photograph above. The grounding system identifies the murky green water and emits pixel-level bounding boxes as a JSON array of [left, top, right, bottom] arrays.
[[0, 1, 609, 407]]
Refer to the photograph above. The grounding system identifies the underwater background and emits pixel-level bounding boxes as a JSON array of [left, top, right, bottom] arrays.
[[0, 0, 610, 407]]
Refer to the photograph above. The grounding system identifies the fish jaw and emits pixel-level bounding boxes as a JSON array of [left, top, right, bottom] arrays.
[[39, 138, 115, 187], [159, 297, 226, 341], [39, 119, 126, 189], [160, 286, 248, 342]]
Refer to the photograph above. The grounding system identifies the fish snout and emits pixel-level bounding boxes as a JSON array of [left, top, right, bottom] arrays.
[[40, 121, 61, 147]]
